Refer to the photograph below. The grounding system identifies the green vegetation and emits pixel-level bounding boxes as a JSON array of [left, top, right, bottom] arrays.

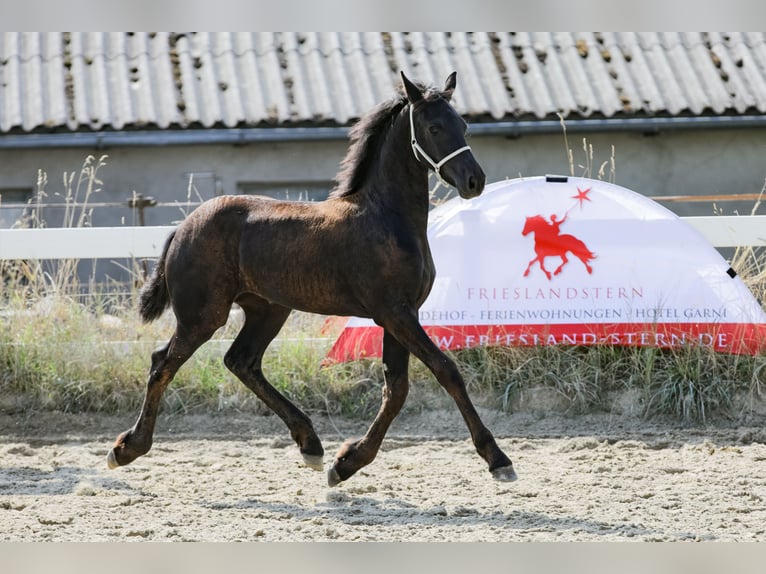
[[2, 263, 765, 422], [2, 156, 766, 422]]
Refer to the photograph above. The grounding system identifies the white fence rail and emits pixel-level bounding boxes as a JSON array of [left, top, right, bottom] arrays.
[[683, 216, 766, 248], [0, 226, 174, 260], [0, 217, 765, 261]]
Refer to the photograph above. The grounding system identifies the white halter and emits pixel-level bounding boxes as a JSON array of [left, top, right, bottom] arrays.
[[408, 103, 472, 188]]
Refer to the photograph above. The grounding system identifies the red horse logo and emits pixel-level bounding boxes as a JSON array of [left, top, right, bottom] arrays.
[[521, 213, 596, 280]]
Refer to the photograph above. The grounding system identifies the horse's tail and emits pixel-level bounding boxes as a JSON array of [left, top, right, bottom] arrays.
[[585, 245, 597, 260], [577, 244, 597, 261], [560, 234, 596, 261], [138, 230, 175, 323]]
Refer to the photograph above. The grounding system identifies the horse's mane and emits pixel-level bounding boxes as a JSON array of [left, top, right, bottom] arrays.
[[329, 82, 445, 199]]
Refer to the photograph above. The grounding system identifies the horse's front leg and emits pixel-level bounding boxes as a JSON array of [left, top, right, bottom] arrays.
[[538, 255, 552, 280], [522, 255, 539, 277], [328, 331, 410, 486], [381, 306, 517, 482]]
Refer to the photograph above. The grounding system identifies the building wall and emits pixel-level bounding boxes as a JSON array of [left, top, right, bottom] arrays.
[[477, 128, 766, 218], [1, 127, 764, 282], [0, 141, 348, 229]]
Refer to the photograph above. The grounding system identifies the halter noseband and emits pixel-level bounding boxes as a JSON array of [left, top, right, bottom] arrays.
[[408, 103, 471, 188]]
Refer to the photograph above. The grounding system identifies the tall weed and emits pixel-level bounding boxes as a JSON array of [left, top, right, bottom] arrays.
[[2, 158, 766, 422]]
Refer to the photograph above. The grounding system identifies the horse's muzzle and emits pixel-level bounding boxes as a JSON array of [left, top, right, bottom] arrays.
[[457, 169, 485, 199]]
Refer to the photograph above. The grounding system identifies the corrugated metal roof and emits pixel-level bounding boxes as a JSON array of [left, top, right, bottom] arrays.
[[1, 32, 765, 134]]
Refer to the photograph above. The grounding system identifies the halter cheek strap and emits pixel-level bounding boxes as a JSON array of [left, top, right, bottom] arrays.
[[409, 104, 471, 188]]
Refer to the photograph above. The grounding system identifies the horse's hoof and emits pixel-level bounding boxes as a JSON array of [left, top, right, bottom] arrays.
[[327, 467, 343, 488], [302, 453, 324, 472], [491, 465, 518, 482], [106, 448, 120, 470]]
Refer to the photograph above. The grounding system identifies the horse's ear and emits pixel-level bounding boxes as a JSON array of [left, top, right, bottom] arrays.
[[443, 72, 457, 101], [401, 71, 424, 104]]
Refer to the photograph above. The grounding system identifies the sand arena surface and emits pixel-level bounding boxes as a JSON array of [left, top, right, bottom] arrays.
[[1, 408, 766, 541]]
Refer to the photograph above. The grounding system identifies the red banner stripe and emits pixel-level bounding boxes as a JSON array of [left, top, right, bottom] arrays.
[[325, 322, 766, 363]]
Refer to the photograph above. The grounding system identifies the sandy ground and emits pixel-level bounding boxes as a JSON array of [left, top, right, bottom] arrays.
[[2, 406, 766, 542]]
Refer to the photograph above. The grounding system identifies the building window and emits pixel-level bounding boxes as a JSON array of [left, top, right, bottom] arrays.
[[182, 171, 223, 200], [0, 188, 33, 228], [237, 181, 333, 202]]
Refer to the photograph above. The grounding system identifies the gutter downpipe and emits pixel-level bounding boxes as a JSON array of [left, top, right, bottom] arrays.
[[1, 115, 765, 149]]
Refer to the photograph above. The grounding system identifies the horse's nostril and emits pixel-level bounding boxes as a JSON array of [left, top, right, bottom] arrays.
[[468, 176, 477, 190]]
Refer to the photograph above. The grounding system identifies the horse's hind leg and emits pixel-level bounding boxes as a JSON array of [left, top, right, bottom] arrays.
[[107, 320, 221, 468], [224, 299, 324, 470], [328, 330, 410, 486]]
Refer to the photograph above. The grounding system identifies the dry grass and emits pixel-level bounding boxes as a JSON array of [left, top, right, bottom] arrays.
[[2, 157, 766, 422]]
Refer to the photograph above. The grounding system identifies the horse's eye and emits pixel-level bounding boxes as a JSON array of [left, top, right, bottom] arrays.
[[429, 125, 441, 135]]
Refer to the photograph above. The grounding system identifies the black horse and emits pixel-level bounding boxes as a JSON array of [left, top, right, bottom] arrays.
[[107, 72, 517, 486]]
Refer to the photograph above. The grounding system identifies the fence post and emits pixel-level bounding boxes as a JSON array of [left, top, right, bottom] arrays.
[[126, 194, 157, 280], [126, 194, 157, 227]]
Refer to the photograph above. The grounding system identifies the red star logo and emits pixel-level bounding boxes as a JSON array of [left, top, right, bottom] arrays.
[[572, 187, 592, 208]]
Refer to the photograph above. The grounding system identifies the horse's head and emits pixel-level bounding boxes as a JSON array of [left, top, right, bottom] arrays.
[[521, 215, 545, 236], [401, 71, 485, 199]]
